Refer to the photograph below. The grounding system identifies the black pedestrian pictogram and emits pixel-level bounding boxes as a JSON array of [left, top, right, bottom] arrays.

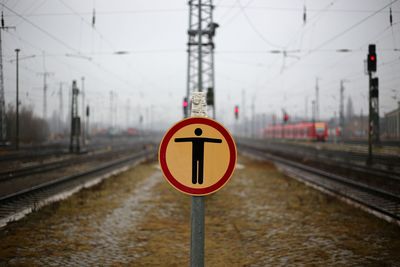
[[174, 128, 222, 184]]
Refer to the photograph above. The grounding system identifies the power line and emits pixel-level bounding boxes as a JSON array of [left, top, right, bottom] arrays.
[[4, 6, 400, 17], [235, 0, 284, 49], [58, 0, 115, 51], [1, 3, 80, 53], [218, 5, 400, 14], [1, 3, 143, 91], [218, 0, 340, 90], [3, 8, 187, 17], [276, 0, 399, 78], [309, 0, 399, 54], [284, 0, 339, 50], [4, 30, 119, 91], [56, 0, 160, 91]]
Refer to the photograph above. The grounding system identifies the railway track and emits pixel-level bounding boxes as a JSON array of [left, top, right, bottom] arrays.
[[327, 139, 400, 147], [0, 143, 157, 228], [0, 136, 150, 164], [241, 138, 400, 171], [238, 141, 400, 225], [247, 136, 399, 172], [0, 142, 151, 181]]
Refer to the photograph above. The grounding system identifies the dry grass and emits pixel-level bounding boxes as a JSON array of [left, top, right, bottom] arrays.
[[0, 156, 399, 266]]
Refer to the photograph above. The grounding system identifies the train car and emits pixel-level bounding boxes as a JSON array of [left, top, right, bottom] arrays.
[[264, 122, 328, 141], [126, 127, 139, 136]]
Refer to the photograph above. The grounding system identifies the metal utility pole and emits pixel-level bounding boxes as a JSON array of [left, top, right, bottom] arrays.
[[81, 77, 85, 145], [58, 83, 65, 133], [242, 89, 247, 137], [272, 114, 276, 139], [333, 111, 337, 144], [315, 78, 319, 121], [86, 105, 90, 141], [186, 1, 219, 266], [0, 12, 15, 145], [371, 78, 380, 144], [15, 49, 20, 150], [186, 0, 218, 119], [339, 80, 345, 138], [37, 71, 53, 120], [109, 90, 114, 130], [69, 80, 80, 153], [366, 44, 379, 164], [251, 96, 255, 138], [398, 101, 400, 139], [305, 96, 308, 121], [360, 108, 364, 138], [312, 100, 316, 124], [126, 98, 130, 129]]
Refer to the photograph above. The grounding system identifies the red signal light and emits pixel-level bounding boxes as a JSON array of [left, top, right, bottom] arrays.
[[284, 113, 289, 122], [182, 97, 189, 118], [367, 44, 377, 72], [234, 105, 239, 120]]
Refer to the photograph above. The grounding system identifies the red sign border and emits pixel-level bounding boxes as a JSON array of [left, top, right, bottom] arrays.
[[159, 117, 237, 196]]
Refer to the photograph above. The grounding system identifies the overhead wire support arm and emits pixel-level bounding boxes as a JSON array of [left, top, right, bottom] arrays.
[[0, 11, 16, 144], [186, 0, 218, 120]]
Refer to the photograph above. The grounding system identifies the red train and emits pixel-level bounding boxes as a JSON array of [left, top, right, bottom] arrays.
[[264, 122, 328, 141]]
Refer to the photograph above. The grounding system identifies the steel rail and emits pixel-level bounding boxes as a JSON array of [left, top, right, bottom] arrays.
[[239, 138, 400, 179], [0, 147, 156, 228], [238, 142, 400, 223], [0, 148, 155, 203], [0, 142, 148, 181]]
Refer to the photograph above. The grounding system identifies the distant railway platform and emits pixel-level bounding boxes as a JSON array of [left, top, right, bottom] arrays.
[[0, 155, 399, 266], [239, 138, 400, 172], [258, 138, 400, 157]]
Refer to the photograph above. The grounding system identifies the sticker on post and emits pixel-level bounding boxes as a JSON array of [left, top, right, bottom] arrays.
[[159, 117, 237, 196]]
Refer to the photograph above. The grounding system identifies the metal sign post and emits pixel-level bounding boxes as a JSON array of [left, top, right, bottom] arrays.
[[190, 92, 206, 267], [191, 195, 205, 266], [158, 92, 236, 267]]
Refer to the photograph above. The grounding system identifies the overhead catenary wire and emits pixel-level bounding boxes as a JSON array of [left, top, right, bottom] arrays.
[[235, 0, 284, 49], [310, 0, 399, 54], [251, 0, 400, 101], [281, 0, 400, 75], [1, 3, 80, 53], [2, 1, 399, 122], [218, 5, 400, 14], [57, 0, 161, 92], [3, 29, 130, 100], [3, 8, 187, 17], [1, 3, 145, 93], [3, 6, 400, 18]]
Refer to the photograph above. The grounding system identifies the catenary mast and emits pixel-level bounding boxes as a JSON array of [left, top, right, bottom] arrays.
[[186, 0, 218, 119]]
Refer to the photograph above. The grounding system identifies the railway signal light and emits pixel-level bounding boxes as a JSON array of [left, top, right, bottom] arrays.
[[183, 97, 189, 118], [207, 87, 214, 106], [390, 7, 393, 26], [283, 113, 289, 123], [367, 44, 377, 72], [371, 78, 379, 98], [234, 105, 239, 120]]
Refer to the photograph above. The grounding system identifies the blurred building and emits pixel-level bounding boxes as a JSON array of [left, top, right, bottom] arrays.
[[343, 115, 368, 139], [383, 102, 400, 140]]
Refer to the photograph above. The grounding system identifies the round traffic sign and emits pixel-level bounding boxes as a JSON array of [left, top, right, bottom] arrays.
[[159, 117, 237, 196]]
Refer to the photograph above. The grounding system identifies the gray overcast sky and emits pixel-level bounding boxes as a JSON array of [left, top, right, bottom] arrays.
[[1, 0, 400, 129]]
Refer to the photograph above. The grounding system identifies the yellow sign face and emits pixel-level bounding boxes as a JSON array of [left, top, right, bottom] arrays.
[[159, 117, 237, 196]]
